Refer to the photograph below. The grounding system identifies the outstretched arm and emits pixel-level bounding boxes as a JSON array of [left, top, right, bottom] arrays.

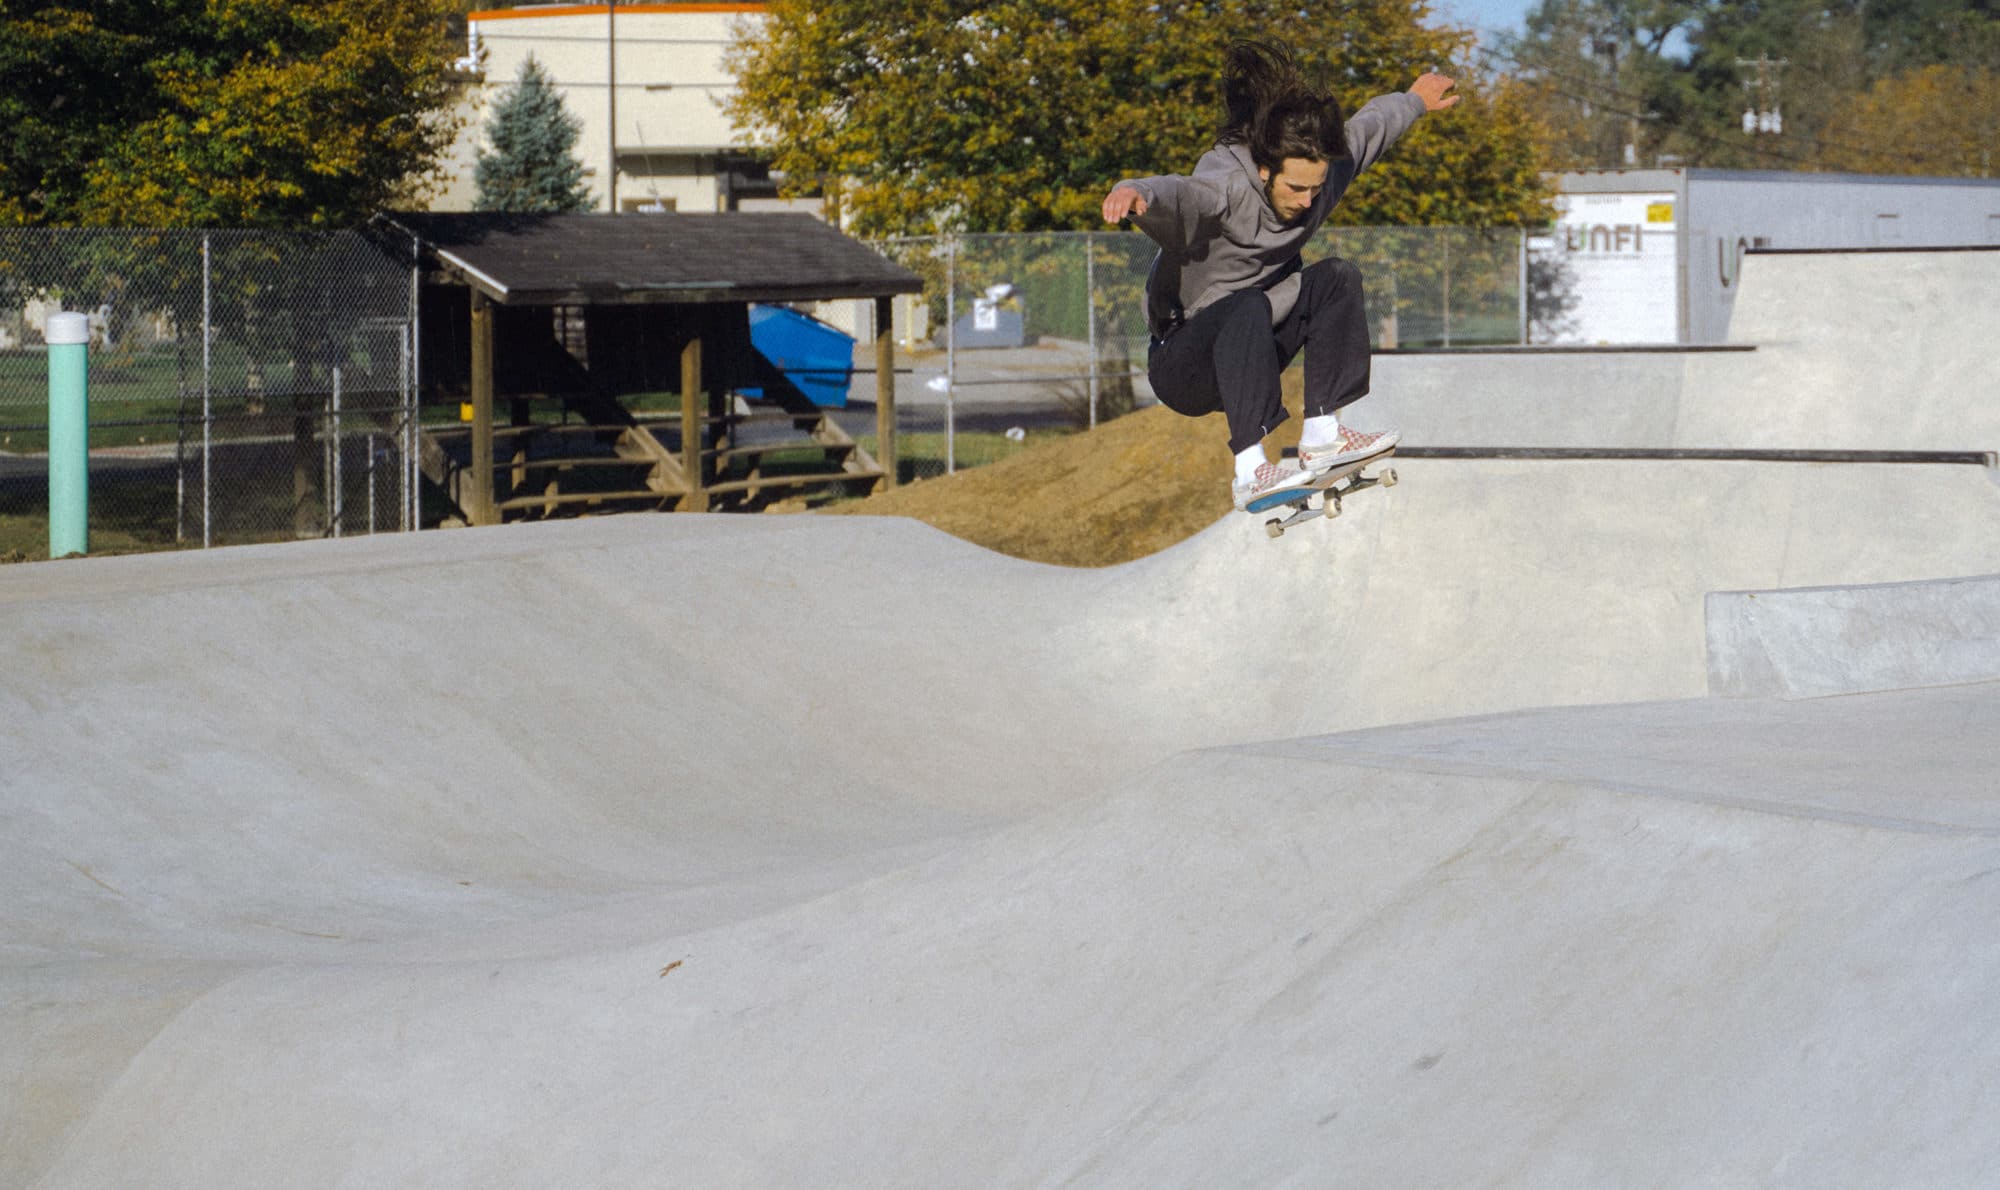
[[1343, 74, 1457, 174], [1101, 174, 1227, 252]]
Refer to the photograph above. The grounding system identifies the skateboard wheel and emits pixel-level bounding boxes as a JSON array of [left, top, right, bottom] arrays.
[[1381, 468, 1398, 487], [1265, 520, 1284, 539]]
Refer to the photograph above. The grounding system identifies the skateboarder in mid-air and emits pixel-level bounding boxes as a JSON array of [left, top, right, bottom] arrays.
[[1102, 38, 1460, 509]]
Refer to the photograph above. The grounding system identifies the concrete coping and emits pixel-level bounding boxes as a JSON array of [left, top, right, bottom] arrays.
[[1375, 343, 1756, 356]]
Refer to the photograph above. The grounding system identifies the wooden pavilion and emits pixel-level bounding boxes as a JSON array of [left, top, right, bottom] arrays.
[[378, 212, 924, 525]]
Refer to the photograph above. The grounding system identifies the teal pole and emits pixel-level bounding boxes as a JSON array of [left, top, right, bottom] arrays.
[[46, 311, 89, 558]]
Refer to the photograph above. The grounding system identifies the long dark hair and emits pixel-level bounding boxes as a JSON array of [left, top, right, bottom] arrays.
[[1215, 39, 1350, 171]]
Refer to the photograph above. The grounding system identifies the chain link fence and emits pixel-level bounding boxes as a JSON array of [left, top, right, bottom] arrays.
[[0, 229, 420, 560], [0, 224, 1542, 556], [866, 226, 1535, 479]]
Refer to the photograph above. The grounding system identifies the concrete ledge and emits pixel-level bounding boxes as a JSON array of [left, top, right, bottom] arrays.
[[1397, 448, 1995, 464], [1707, 574, 2000, 699], [1376, 343, 1755, 355], [1367, 250, 2000, 453]]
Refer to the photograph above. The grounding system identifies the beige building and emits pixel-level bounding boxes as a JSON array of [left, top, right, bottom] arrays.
[[430, 2, 818, 217]]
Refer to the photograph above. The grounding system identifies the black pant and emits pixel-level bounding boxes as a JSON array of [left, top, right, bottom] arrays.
[[1147, 256, 1372, 455]]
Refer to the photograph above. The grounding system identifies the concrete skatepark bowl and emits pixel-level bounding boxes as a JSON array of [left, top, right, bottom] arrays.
[[5, 247, 2000, 1187]]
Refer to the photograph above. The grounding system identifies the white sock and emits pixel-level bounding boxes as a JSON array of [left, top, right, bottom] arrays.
[[1234, 444, 1267, 485], [1300, 412, 1342, 448]]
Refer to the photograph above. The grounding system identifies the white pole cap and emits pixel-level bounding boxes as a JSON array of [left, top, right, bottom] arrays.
[[45, 312, 90, 346]]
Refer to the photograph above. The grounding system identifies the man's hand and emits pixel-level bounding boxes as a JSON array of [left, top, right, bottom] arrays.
[[1410, 72, 1460, 112], [1102, 184, 1148, 224]]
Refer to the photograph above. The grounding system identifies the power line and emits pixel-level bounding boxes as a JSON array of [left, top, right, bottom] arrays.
[[1476, 41, 1947, 169], [1471, 42, 1983, 174]]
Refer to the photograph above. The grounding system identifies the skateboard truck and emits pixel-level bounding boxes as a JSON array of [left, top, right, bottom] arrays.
[[1261, 462, 1398, 539]]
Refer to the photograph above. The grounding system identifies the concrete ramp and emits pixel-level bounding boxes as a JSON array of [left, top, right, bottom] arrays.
[[1678, 249, 2000, 451], [8, 453, 2000, 1186], [1095, 456, 2000, 742], [19, 682, 2000, 1187], [1061, 685, 2000, 1187], [1369, 248, 2000, 453], [1709, 573, 2000, 699]]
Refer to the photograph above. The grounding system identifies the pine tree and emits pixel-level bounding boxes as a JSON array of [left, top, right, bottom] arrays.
[[474, 57, 594, 213]]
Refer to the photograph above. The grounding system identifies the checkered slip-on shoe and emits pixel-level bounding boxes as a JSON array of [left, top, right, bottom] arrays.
[[1232, 461, 1315, 511], [1298, 425, 1401, 474]]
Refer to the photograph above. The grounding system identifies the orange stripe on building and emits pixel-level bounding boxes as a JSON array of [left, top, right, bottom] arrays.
[[469, 3, 767, 20]]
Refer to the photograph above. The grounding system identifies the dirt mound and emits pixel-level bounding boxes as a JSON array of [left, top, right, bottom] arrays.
[[821, 384, 1310, 568]]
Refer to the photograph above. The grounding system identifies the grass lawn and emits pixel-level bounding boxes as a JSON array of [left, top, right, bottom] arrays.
[[0, 486, 194, 563], [0, 345, 419, 452], [827, 428, 1079, 495], [0, 420, 1070, 560]]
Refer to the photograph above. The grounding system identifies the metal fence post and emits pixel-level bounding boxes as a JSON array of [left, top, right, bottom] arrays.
[[202, 231, 212, 548], [1085, 233, 1099, 429], [1518, 228, 1530, 345], [175, 233, 187, 545], [945, 235, 957, 475], [401, 322, 414, 532], [46, 311, 90, 558], [1441, 230, 1453, 349], [409, 232, 421, 533], [329, 364, 343, 538]]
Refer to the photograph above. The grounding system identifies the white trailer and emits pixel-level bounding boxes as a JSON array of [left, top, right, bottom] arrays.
[[1534, 168, 2000, 344]]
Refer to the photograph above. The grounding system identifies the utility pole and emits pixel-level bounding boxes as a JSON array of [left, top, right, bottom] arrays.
[[607, 0, 619, 213], [1736, 54, 1788, 136], [1591, 34, 1642, 167], [1593, 36, 1622, 167]]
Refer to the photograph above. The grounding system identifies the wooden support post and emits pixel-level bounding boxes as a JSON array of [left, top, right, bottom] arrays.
[[875, 295, 896, 491], [469, 290, 497, 526], [681, 337, 708, 512], [510, 397, 531, 501], [709, 384, 730, 471]]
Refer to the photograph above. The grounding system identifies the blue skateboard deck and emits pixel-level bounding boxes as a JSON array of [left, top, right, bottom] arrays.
[[1245, 451, 1398, 536]]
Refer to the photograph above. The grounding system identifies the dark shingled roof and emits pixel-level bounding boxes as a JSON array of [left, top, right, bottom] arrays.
[[378, 211, 923, 306]]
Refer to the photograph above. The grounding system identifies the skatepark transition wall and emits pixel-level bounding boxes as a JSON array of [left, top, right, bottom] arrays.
[[1369, 247, 2000, 454], [4, 247, 1999, 1187]]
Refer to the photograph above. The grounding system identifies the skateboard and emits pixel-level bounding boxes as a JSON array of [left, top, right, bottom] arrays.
[[1244, 451, 1398, 539]]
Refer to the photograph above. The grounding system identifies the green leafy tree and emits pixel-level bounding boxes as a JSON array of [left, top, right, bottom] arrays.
[[727, 0, 1554, 236], [1668, 0, 1999, 171], [1858, 0, 2000, 76], [474, 56, 594, 214], [0, 0, 463, 228], [1504, 0, 2000, 172], [1500, 0, 1702, 169], [1819, 64, 2000, 176], [1666, 0, 1874, 169]]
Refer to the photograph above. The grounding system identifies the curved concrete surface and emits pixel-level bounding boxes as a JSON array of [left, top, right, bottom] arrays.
[[25, 684, 2000, 1188], [6, 452, 2000, 1186]]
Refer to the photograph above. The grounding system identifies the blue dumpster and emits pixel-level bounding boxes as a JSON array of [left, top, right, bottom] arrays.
[[745, 304, 856, 408]]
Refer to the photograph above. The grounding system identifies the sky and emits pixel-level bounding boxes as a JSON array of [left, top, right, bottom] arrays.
[[1427, 0, 1538, 41]]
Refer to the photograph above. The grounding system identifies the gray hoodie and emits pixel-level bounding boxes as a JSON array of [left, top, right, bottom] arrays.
[[1119, 91, 1428, 338]]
